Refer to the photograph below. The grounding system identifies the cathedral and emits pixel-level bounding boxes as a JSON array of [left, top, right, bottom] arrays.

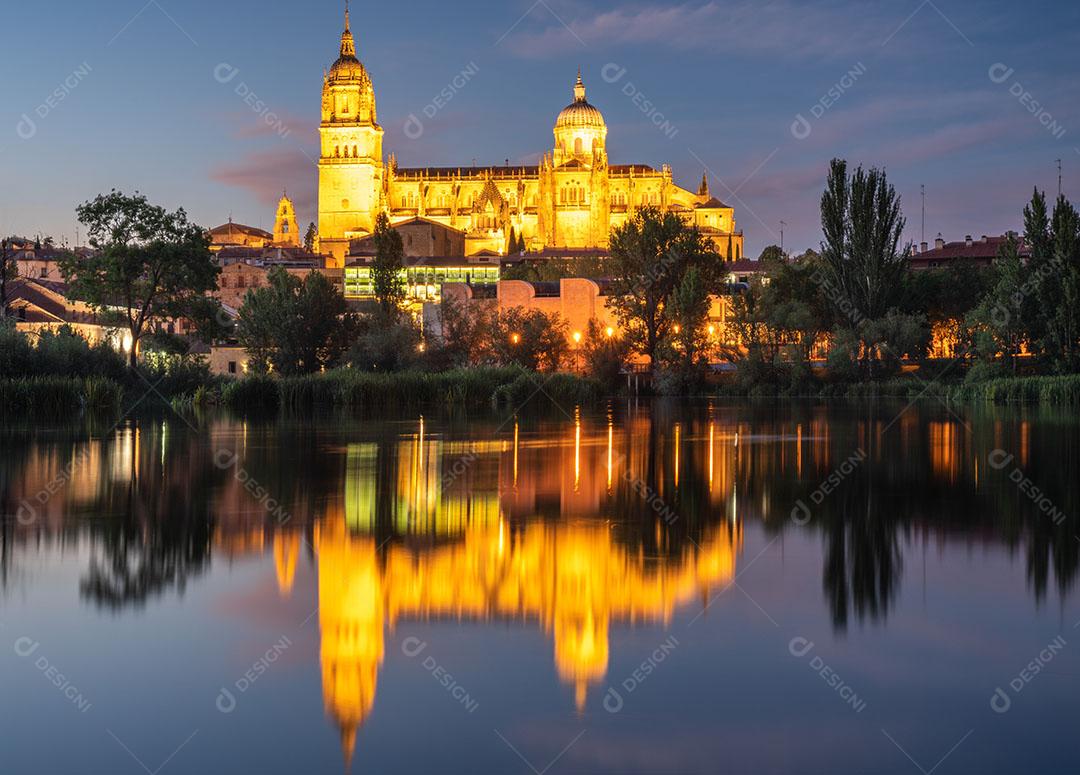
[[315, 5, 744, 267]]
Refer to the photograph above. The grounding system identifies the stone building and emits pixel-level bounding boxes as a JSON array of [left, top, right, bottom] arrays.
[[314, 6, 743, 266]]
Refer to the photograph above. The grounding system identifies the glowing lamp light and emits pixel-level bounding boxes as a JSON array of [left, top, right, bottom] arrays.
[[605, 327, 615, 338], [707, 324, 716, 336], [572, 331, 582, 344], [510, 333, 521, 345], [673, 324, 681, 334]]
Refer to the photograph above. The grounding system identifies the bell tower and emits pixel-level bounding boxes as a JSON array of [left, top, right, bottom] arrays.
[[317, 1, 384, 267], [272, 193, 300, 247]]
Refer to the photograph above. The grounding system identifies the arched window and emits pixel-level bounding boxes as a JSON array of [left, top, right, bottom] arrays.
[[560, 188, 567, 204], [353, 146, 358, 157], [334, 146, 340, 157], [574, 137, 583, 155]]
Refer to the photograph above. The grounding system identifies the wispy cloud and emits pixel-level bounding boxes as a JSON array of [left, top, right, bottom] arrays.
[[505, 0, 935, 58], [209, 147, 317, 218]]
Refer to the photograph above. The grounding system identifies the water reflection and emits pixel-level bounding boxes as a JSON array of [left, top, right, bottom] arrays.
[[2, 400, 1079, 767], [309, 518, 739, 762]]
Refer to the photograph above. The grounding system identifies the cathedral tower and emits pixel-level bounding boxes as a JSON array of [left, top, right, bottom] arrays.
[[553, 70, 608, 168], [272, 193, 300, 247], [317, 2, 384, 267]]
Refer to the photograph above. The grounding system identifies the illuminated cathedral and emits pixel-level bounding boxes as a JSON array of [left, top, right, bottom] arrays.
[[315, 5, 744, 266]]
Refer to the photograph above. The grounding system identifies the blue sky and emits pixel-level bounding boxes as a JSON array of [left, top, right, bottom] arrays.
[[2, 0, 1078, 257]]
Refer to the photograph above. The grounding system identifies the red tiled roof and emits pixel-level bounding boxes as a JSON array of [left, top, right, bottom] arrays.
[[911, 235, 1029, 264]]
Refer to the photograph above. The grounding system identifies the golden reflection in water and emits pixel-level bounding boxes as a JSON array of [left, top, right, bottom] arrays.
[[929, 421, 960, 484], [305, 515, 740, 765]]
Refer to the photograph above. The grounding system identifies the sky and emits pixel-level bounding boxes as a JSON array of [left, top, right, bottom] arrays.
[[1, 0, 1078, 258]]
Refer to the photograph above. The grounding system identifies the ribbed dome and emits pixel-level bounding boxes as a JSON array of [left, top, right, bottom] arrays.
[[328, 54, 371, 87], [327, 4, 371, 88], [555, 71, 605, 129]]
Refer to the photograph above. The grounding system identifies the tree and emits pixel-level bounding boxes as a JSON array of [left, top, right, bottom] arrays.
[[967, 235, 1029, 372], [1038, 194, 1080, 371], [580, 318, 629, 389], [371, 212, 406, 318], [59, 191, 219, 368], [488, 307, 568, 372], [758, 249, 832, 363], [303, 222, 317, 253], [429, 293, 493, 369], [0, 238, 15, 318], [655, 265, 713, 393], [607, 207, 719, 367], [758, 244, 785, 263], [819, 159, 911, 378], [237, 267, 358, 375], [347, 316, 421, 372]]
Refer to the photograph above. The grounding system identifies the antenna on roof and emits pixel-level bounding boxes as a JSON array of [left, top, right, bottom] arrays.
[[920, 184, 925, 244]]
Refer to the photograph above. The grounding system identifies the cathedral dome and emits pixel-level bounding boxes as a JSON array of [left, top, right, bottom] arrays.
[[555, 71, 605, 129], [328, 54, 371, 87], [326, 4, 371, 88]]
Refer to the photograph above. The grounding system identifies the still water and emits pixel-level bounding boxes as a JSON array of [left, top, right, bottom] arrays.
[[1, 399, 1078, 774]]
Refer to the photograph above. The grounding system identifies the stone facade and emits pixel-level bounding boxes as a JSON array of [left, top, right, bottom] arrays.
[[315, 8, 743, 268]]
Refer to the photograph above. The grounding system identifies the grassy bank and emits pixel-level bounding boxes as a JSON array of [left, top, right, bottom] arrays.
[[949, 374, 1080, 405], [217, 367, 605, 412], [0, 376, 123, 416]]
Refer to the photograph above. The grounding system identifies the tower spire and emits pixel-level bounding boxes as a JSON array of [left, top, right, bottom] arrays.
[[573, 68, 586, 102], [340, 0, 356, 58]]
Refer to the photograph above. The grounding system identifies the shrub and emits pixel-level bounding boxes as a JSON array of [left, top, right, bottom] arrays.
[[0, 323, 35, 376], [222, 374, 280, 411]]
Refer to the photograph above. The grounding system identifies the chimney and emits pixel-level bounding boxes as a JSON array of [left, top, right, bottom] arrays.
[[935, 233, 945, 250], [965, 235, 973, 247], [980, 235, 988, 243], [920, 241, 928, 254]]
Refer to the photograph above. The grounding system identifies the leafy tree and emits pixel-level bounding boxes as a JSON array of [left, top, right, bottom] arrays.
[[303, 222, 317, 253], [182, 295, 235, 345], [0, 238, 15, 318], [655, 266, 713, 393], [1038, 194, 1080, 371], [429, 294, 493, 369], [488, 307, 568, 372], [580, 318, 629, 389], [758, 244, 785, 263], [819, 159, 910, 377], [723, 275, 782, 367], [967, 235, 1029, 372], [371, 212, 406, 318], [347, 316, 421, 372], [608, 207, 719, 367], [59, 191, 219, 368], [758, 249, 832, 362], [238, 267, 358, 375]]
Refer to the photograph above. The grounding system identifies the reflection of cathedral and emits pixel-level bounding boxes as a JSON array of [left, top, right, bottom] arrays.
[[278, 520, 739, 767], [267, 418, 743, 767], [315, 5, 743, 265]]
